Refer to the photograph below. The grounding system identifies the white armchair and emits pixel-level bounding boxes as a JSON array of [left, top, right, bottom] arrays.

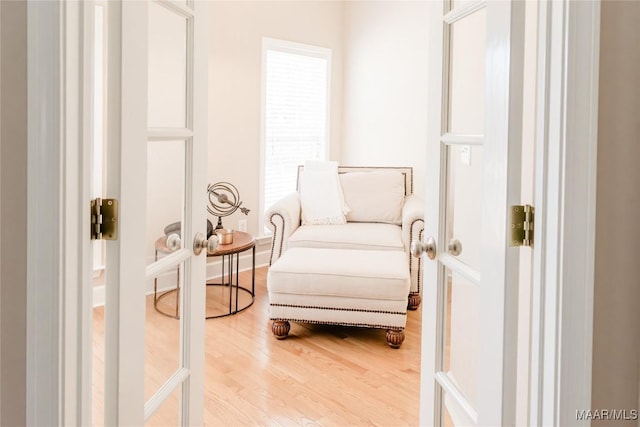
[[266, 166, 424, 310]]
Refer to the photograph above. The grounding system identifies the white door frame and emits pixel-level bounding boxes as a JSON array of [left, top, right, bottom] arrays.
[[24, 0, 599, 425], [26, 0, 93, 425], [419, 0, 600, 425], [529, 1, 600, 425]]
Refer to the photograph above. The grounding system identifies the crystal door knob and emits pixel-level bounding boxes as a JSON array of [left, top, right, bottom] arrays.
[[193, 232, 219, 256], [166, 233, 181, 252], [448, 239, 462, 256], [411, 236, 437, 260]]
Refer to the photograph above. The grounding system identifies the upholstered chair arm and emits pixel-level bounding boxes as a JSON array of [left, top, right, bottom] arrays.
[[402, 195, 425, 248], [265, 192, 301, 265], [402, 194, 425, 298]]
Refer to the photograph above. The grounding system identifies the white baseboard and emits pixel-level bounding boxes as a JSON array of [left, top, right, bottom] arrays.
[[92, 244, 271, 308]]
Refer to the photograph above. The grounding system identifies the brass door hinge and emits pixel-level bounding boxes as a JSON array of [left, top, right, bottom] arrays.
[[91, 198, 118, 240], [510, 204, 534, 247]]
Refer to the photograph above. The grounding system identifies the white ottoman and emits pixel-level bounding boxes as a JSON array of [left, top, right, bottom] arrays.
[[267, 247, 411, 348]]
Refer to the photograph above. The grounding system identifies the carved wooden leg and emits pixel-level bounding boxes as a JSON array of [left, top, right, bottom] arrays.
[[271, 320, 290, 340], [386, 328, 405, 349], [407, 292, 422, 310]]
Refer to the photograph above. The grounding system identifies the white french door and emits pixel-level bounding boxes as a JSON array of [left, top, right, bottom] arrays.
[[102, 0, 209, 425], [419, 1, 524, 426]]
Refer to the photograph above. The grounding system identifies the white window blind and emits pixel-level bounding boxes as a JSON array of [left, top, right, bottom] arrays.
[[261, 39, 331, 223]]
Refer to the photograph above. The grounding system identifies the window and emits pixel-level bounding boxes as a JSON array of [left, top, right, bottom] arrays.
[[260, 38, 331, 234]]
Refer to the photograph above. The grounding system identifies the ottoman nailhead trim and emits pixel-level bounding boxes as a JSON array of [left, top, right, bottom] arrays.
[[270, 303, 406, 316], [270, 317, 404, 330]]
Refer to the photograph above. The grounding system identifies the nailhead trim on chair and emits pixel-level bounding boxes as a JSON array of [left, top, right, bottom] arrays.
[[270, 303, 406, 316], [268, 212, 286, 266], [409, 218, 425, 294]]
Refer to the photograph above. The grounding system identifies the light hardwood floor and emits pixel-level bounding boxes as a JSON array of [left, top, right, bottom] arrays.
[[93, 266, 422, 426]]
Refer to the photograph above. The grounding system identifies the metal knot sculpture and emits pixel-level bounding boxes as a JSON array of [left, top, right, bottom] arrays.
[[207, 182, 250, 230]]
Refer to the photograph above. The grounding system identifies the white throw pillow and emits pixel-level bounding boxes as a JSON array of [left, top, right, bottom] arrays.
[[300, 161, 348, 225], [339, 170, 405, 225]]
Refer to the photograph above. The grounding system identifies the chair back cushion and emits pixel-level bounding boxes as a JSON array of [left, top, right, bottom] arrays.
[[339, 170, 405, 225], [297, 165, 413, 195]]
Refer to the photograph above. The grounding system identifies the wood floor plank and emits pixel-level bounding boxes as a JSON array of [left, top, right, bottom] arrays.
[[94, 266, 421, 426]]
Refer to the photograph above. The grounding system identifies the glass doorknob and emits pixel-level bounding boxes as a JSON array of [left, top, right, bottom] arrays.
[[193, 232, 219, 255], [166, 233, 181, 252], [411, 236, 437, 260], [448, 239, 462, 256]]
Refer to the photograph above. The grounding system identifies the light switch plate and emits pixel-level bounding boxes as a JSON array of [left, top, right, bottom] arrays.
[[461, 145, 471, 166], [238, 219, 247, 232]]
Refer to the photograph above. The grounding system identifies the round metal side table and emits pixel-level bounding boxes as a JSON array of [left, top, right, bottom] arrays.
[[206, 231, 256, 319], [152, 231, 256, 319], [153, 235, 181, 319]]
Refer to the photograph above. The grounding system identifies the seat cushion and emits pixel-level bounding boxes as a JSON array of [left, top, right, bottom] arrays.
[[268, 248, 410, 301], [287, 223, 404, 252]]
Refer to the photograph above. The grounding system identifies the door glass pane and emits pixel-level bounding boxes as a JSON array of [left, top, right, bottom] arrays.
[[440, 386, 476, 427], [443, 400, 454, 427], [449, 9, 486, 134], [443, 268, 479, 409], [146, 139, 185, 410], [92, 4, 106, 426], [451, 0, 476, 10], [92, 302, 105, 427], [146, 384, 182, 427], [148, 2, 188, 128], [445, 144, 483, 271], [145, 261, 184, 401], [146, 140, 186, 267]]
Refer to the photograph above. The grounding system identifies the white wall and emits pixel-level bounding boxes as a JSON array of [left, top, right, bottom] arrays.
[[0, 1, 28, 424], [207, 0, 429, 231], [94, 1, 347, 302], [341, 1, 428, 197], [208, 0, 344, 236], [592, 1, 640, 422]]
